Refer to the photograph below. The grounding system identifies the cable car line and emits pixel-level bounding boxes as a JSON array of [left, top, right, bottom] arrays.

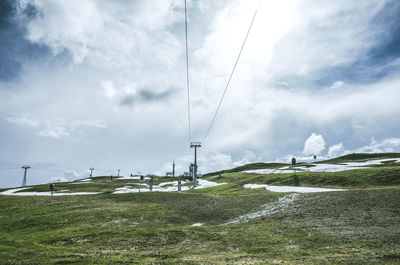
[[184, 0, 192, 143], [202, 0, 262, 145], [182, 0, 261, 188]]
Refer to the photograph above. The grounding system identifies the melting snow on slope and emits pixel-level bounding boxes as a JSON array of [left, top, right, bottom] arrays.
[[194, 179, 225, 189], [78, 178, 92, 182], [0, 187, 101, 196], [244, 184, 343, 193], [71, 178, 93, 184], [244, 158, 400, 174], [112, 179, 225, 194], [225, 194, 299, 224], [0, 179, 225, 196]]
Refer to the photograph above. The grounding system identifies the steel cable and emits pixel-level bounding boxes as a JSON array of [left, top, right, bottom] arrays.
[[202, 0, 262, 145]]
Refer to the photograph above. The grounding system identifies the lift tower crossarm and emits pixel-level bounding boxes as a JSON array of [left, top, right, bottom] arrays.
[[89, 168, 94, 179], [190, 142, 201, 188], [21, 165, 31, 187]]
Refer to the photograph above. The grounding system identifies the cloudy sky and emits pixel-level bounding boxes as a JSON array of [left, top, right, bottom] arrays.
[[1, 0, 400, 187]]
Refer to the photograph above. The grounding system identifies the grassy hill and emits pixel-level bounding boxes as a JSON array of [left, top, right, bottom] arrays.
[[206, 163, 400, 189], [317, 152, 400, 164], [203, 152, 400, 177], [203, 162, 288, 177], [1, 153, 400, 264]]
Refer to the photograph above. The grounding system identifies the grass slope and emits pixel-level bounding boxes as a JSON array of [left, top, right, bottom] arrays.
[[1, 154, 400, 264], [203, 162, 288, 177], [203, 153, 400, 177], [317, 152, 400, 164], [1, 187, 399, 264], [206, 163, 400, 188]]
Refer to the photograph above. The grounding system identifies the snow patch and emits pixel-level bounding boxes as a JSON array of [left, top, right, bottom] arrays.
[[0, 187, 100, 196], [225, 194, 299, 224], [243, 184, 343, 193], [0, 187, 29, 195], [194, 179, 225, 189], [159, 181, 176, 187], [191, 223, 203, 227], [112, 179, 225, 194], [244, 158, 400, 174], [73, 178, 92, 183]]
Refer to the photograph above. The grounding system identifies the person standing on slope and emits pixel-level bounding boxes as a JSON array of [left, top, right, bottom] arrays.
[[50, 183, 54, 196]]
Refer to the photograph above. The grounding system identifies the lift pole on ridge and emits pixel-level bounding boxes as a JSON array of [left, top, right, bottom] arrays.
[[190, 142, 201, 188], [21, 165, 30, 187]]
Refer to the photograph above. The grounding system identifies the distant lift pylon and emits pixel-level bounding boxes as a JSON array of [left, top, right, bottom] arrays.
[[190, 142, 201, 188]]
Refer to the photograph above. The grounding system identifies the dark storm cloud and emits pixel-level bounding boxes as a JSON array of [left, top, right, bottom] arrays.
[[119, 88, 176, 106], [316, 1, 400, 86], [367, 1, 400, 62], [140, 89, 175, 101], [0, 0, 48, 83], [270, 0, 400, 90], [319, 1, 400, 86]]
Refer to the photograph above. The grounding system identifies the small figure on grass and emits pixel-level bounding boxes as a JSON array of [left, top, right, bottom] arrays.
[[49, 183, 55, 196], [291, 157, 300, 186]]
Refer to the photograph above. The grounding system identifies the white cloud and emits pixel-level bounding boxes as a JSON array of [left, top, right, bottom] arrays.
[[204, 152, 234, 172], [327, 143, 345, 158], [314, 138, 400, 160], [5, 114, 106, 140], [303, 133, 326, 155], [5, 113, 38, 127], [72, 119, 106, 129], [157, 149, 264, 175], [64, 169, 90, 180], [357, 138, 400, 153], [19, 0, 183, 72], [328, 81, 346, 91], [1, 0, 400, 187], [100, 80, 138, 104], [232, 150, 261, 166], [37, 126, 70, 139], [266, 0, 386, 82]]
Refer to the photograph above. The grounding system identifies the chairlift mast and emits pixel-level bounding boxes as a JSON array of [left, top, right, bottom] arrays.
[[21, 165, 30, 187], [172, 159, 175, 177], [190, 142, 201, 188], [89, 168, 94, 179]]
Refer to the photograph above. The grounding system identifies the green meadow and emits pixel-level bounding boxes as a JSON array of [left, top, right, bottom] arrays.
[[0, 153, 399, 264]]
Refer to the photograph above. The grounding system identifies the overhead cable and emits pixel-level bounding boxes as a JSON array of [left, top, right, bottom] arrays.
[[202, 0, 262, 144], [184, 0, 192, 143]]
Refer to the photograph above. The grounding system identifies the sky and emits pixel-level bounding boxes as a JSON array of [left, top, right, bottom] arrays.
[[1, 0, 400, 188]]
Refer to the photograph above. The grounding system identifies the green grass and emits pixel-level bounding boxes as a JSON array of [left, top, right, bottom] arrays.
[[1, 186, 399, 264], [203, 162, 288, 177], [18, 176, 188, 194], [317, 152, 400, 164], [203, 152, 400, 177], [206, 163, 400, 188], [1, 154, 400, 264]]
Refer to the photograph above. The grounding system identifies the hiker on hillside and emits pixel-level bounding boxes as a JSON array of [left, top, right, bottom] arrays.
[[50, 183, 54, 196]]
